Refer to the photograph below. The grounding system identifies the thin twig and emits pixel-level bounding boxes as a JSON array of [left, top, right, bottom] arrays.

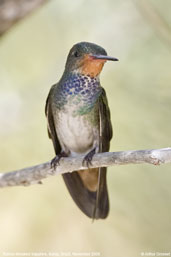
[[0, 147, 171, 188]]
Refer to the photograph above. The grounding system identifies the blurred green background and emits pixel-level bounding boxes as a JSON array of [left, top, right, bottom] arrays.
[[0, 0, 171, 256]]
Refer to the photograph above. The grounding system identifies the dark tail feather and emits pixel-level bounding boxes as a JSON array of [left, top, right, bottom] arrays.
[[62, 167, 109, 219]]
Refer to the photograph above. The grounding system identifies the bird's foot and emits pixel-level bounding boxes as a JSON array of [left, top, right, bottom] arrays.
[[82, 148, 96, 168], [51, 152, 68, 169]]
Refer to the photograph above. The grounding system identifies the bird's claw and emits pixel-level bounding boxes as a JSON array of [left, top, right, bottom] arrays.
[[51, 152, 67, 169], [82, 148, 96, 168], [51, 156, 60, 169]]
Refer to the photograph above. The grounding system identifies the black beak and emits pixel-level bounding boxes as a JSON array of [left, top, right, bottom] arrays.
[[91, 54, 119, 61]]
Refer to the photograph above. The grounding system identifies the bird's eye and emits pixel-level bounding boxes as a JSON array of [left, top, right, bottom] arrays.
[[74, 51, 80, 57]]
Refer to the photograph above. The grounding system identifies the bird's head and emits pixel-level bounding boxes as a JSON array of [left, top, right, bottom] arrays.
[[65, 42, 118, 77]]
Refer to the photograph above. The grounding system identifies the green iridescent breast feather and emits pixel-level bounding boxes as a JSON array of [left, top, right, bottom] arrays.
[[52, 72, 102, 116]]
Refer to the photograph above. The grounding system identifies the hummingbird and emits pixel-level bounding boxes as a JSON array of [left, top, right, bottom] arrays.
[[45, 42, 118, 219]]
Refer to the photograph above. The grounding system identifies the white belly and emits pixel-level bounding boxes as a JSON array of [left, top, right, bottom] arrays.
[[55, 110, 97, 155]]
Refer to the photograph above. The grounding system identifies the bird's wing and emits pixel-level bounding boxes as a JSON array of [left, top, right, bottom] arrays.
[[45, 84, 61, 154], [99, 87, 113, 152], [92, 87, 113, 219]]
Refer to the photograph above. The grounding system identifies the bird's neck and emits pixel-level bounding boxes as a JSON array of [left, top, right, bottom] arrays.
[[56, 71, 102, 114], [60, 71, 101, 97]]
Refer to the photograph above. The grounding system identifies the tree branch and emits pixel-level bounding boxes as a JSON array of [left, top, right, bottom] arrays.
[[0, 148, 171, 188], [0, 0, 48, 37]]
